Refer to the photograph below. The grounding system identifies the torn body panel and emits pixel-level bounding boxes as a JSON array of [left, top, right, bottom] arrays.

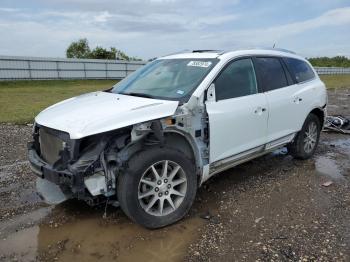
[[35, 92, 179, 139], [28, 124, 131, 204], [28, 98, 210, 205]]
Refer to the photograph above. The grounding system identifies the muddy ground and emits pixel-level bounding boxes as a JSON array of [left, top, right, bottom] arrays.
[[0, 88, 349, 262]]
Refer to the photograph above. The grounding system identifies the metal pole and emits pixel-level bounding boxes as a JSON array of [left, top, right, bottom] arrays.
[[83, 62, 87, 79], [105, 61, 108, 79], [27, 60, 32, 79], [56, 61, 60, 79]]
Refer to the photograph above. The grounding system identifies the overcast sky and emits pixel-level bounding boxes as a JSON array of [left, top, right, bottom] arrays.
[[0, 0, 350, 59]]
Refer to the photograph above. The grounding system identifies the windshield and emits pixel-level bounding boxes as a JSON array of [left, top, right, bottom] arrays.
[[111, 58, 218, 101]]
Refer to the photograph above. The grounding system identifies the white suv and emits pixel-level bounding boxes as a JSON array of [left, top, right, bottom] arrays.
[[28, 49, 327, 228]]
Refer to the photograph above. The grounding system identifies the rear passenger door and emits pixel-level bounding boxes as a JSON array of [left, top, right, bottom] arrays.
[[283, 57, 318, 126], [254, 57, 304, 146]]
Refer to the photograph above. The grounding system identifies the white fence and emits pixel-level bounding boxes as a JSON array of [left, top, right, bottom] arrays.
[[0, 55, 349, 80], [0, 55, 146, 80], [314, 67, 350, 75]]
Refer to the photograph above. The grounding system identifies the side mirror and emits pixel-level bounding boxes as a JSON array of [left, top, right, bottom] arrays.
[[206, 83, 216, 102]]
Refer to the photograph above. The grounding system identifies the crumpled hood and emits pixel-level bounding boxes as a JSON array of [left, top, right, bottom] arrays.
[[35, 91, 179, 139]]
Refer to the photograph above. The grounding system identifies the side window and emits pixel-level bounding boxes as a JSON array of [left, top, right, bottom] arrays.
[[255, 57, 288, 92], [284, 57, 315, 83], [215, 58, 257, 101]]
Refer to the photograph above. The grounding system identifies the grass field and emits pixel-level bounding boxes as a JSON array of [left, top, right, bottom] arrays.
[[0, 80, 117, 124], [0, 75, 349, 124], [319, 74, 350, 89]]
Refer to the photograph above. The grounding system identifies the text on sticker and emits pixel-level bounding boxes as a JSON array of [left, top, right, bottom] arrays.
[[187, 61, 212, 68]]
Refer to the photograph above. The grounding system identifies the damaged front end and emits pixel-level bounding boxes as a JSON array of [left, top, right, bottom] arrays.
[[28, 123, 131, 205], [28, 98, 209, 206]]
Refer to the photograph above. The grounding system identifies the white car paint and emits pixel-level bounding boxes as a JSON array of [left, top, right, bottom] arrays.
[[35, 91, 179, 139], [31, 48, 328, 211], [206, 93, 269, 163], [264, 83, 304, 143], [265, 78, 326, 144], [35, 48, 326, 166]]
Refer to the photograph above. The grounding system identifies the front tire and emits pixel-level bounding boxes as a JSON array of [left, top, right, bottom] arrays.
[[288, 113, 321, 159], [117, 147, 197, 229]]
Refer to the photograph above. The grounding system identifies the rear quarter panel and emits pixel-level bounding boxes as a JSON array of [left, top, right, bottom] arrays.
[[297, 77, 327, 130]]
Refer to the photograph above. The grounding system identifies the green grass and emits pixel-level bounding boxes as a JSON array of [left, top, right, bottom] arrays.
[[0, 80, 117, 124], [0, 76, 349, 124], [320, 75, 350, 89]]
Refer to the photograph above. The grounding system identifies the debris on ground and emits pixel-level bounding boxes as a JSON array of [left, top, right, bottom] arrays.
[[322, 180, 334, 187], [199, 211, 212, 220], [324, 115, 350, 134], [254, 217, 264, 223]]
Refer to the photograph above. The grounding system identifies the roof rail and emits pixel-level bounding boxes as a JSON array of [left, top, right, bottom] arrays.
[[259, 47, 296, 54], [161, 49, 191, 57], [161, 49, 226, 58], [192, 49, 223, 53]]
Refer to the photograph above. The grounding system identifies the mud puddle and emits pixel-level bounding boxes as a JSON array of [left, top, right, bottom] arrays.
[[0, 226, 39, 261], [318, 137, 350, 181], [315, 154, 345, 180], [325, 138, 350, 154], [0, 200, 210, 262], [0, 207, 52, 237]]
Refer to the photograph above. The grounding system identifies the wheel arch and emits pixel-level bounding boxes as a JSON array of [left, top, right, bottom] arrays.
[[163, 130, 202, 176], [309, 107, 325, 128], [116, 127, 203, 184]]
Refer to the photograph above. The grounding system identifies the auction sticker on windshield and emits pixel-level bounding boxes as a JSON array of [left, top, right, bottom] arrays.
[[187, 61, 212, 67]]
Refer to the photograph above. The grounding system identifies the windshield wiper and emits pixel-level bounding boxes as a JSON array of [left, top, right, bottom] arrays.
[[121, 92, 154, 98]]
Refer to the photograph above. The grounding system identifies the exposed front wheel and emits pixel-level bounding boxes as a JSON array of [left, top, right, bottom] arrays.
[[117, 147, 197, 228], [288, 113, 321, 159]]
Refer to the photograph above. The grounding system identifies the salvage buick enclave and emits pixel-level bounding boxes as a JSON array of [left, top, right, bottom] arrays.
[[28, 49, 327, 228]]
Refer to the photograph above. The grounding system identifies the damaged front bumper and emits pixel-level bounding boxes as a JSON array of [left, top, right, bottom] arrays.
[[28, 142, 75, 185], [28, 141, 78, 204], [28, 141, 115, 205], [36, 177, 71, 204]]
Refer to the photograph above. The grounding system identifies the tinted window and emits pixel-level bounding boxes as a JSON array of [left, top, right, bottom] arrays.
[[215, 59, 257, 100], [255, 57, 288, 91], [284, 57, 315, 83]]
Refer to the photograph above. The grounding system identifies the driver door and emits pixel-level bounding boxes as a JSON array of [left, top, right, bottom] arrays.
[[206, 58, 269, 163]]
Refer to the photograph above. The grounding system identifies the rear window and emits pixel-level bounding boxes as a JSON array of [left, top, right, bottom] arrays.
[[255, 57, 288, 92], [284, 57, 315, 83]]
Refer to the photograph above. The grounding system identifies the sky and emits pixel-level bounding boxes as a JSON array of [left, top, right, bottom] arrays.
[[0, 0, 349, 60]]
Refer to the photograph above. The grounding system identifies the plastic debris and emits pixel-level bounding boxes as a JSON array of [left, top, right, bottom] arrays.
[[255, 217, 264, 223], [200, 211, 212, 220], [324, 115, 350, 134], [322, 181, 333, 187]]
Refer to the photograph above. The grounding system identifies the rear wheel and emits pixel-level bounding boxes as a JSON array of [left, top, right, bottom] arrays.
[[117, 147, 197, 229], [288, 113, 321, 159]]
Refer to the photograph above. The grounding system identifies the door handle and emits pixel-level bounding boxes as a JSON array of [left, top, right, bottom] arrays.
[[293, 97, 302, 103], [254, 107, 267, 114]]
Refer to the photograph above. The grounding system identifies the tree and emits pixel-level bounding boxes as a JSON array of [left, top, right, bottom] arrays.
[[66, 38, 142, 61], [66, 38, 91, 59], [90, 46, 116, 59], [308, 56, 350, 67]]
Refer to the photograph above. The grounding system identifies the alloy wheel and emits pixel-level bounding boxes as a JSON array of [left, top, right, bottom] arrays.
[[138, 160, 187, 216], [303, 121, 318, 153]]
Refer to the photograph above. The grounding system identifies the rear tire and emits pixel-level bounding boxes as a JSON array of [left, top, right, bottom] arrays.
[[117, 147, 197, 229], [288, 113, 321, 159]]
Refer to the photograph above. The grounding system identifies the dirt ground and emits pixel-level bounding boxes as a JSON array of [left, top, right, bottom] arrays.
[[0, 88, 349, 262]]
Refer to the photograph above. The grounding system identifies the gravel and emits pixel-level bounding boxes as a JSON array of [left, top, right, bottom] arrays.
[[0, 88, 349, 261]]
